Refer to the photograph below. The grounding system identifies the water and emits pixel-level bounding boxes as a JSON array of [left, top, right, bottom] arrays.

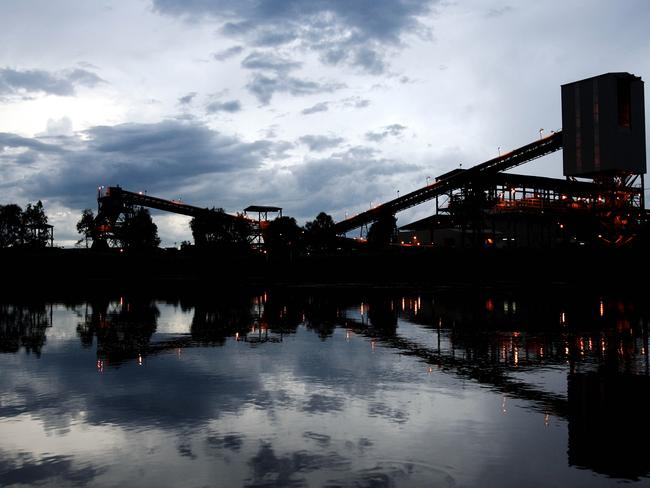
[[1, 287, 649, 487]]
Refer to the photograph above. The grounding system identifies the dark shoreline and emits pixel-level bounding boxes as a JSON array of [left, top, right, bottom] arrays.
[[1, 246, 648, 297]]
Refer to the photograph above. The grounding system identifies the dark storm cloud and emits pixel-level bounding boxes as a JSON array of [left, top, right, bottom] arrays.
[[152, 0, 436, 73], [298, 134, 344, 152], [178, 91, 197, 105], [365, 124, 407, 142], [0, 67, 103, 97], [0, 132, 66, 154], [206, 99, 242, 113], [301, 101, 329, 115], [2, 120, 279, 207], [212, 45, 244, 61], [246, 73, 342, 104]]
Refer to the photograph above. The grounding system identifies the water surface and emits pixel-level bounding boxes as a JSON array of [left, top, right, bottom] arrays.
[[1, 288, 648, 487]]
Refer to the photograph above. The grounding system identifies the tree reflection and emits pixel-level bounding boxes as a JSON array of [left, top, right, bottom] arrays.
[[77, 297, 159, 364], [0, 303, 51, 356], [189, 293, 253, 345]]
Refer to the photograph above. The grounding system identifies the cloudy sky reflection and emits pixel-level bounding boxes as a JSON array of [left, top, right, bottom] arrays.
[[1, 290, 649, 486]]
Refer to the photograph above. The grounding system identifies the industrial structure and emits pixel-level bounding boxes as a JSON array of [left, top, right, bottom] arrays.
[[93, 72, 646, 250], [335, 72, 646, 248], [94, 186, 283, 248]]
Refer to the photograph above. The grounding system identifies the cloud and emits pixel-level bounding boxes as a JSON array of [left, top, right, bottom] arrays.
[[152, 0, 436, 73], [212, 45, 244, 61], [486, 6, 514, 18], [45, 117, 73, 136], [240, 50, 342, 104], [0, 120, 281, 208], [0, 132, 67, 154], [246, 73, 342, 105], [287, 145, 421, 218], [298, 134, 344, 152], [365, 124, 407, 142], [301, 102, 329, 115], [178, 92, 197, 105], [241, 51, 301, 74], [341, 97, 371, 109], [205, 99, 242, 113], [0, 67, 103, 98]]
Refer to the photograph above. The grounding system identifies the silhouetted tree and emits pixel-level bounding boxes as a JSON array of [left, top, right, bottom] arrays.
[[21, 201, 49, 247], [367, 213, 397, 247], [190, 208, 252, 252], [263, 216, 303, 257], [0, 204, 23, 248], [76, 208, 95, 248], [305, 212, 336, 253], [117, 207, 160, 250]]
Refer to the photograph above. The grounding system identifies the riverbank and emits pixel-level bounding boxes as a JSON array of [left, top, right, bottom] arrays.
[[1, 245, 648, 292]]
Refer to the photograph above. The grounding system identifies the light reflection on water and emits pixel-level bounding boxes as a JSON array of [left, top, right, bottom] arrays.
[[0, 288, 649, 487]]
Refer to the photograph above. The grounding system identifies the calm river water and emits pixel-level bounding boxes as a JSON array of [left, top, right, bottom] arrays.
[[1, 287, 649, 487]]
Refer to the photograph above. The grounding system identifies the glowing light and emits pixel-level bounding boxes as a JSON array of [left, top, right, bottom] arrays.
[[371, 339, 376, 352], [599, 300, 604, 317], [513, 348, 519, 366], [137, 354, 143, 366], [235, 332, 239, 341], [485, 298, 494, 312], [346, 330, 351, 341], [401, 298, 405, 311], [360, 303, 365, 315], [427, 366, 433, 374], [544, 414, 550, 427], [96, 360, 104, 373], [560, 312, 566, 325]]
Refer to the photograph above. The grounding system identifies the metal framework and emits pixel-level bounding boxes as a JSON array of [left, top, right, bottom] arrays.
[[334, 132, 564, 234], [94, 186, 249, 246]]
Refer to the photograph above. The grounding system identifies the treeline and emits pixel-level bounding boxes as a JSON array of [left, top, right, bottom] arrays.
[[0, 201, 50, 248], [75, 206, 396, 256]]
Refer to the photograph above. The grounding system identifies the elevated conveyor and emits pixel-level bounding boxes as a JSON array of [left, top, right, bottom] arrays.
[[333, 131, 563, 234], [97, 186, 240, 221], [94, 186, 249, 245]]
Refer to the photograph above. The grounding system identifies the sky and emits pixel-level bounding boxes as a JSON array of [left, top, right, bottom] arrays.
[[1, 0, 649, 246]]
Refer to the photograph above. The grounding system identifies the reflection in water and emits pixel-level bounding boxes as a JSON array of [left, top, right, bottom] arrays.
[[1, 288, 649, 486], [0, 303, 51, 355], [77, 297, 159, 364]]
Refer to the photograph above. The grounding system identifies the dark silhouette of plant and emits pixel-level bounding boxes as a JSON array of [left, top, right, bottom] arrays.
[[367, 212, 397, 247], [0, 204, 23, 248], [76, 208, 96, 248], [117, 207, 160, 250], [305, 212, 336, 253], [263, 216, 303, 257], [190, 208, 252, 252]]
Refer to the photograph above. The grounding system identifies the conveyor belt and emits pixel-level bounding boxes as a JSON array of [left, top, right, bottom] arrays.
[[334, 131, 563, 234]]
